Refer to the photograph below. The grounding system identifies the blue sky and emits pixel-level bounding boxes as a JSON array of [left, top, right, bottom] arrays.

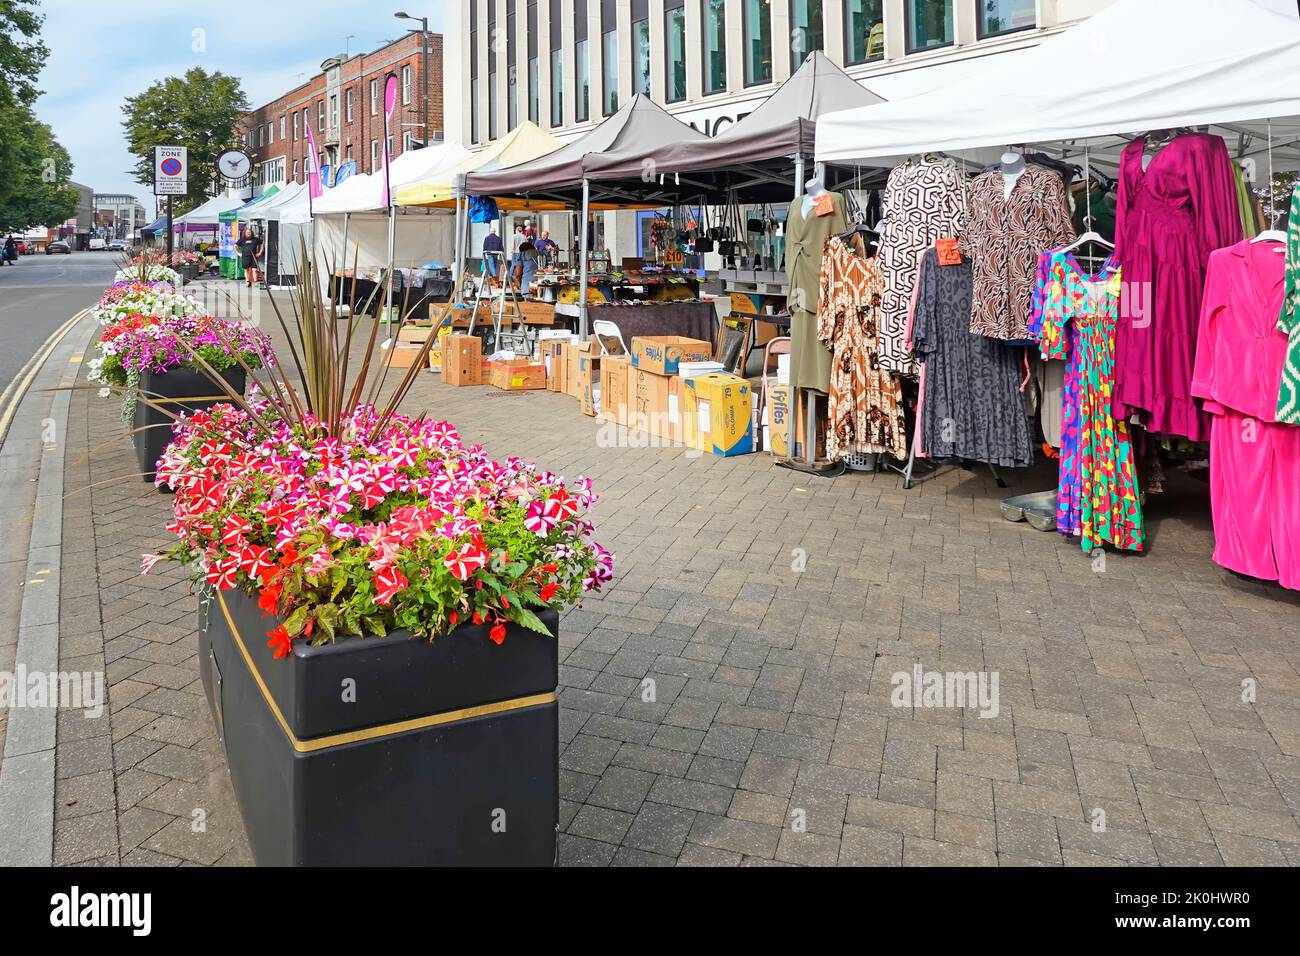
[[34, 1, 452, 216]]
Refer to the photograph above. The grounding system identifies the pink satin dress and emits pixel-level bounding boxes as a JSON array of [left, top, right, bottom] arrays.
[[1191, 238, 1299, 590], [1114, 134, 1243, 442]]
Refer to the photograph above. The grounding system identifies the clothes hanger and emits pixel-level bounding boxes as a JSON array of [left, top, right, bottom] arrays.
[[1252, 230, 1288, 244]]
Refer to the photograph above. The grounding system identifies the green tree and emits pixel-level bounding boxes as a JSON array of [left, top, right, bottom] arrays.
[[121, 67, 250, 214], [0, 0, 77, 232]]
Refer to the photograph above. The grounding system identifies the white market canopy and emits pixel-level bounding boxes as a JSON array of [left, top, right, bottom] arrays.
[[172, 193, 245, 226], [310, 142, 471, 215], [244, 181, 307, 221], [815, 0, 1300, 170]]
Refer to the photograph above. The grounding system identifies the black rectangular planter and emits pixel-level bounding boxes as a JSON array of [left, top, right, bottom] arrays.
[[134, 366, 246, 482], [200, 588, 560, 866]]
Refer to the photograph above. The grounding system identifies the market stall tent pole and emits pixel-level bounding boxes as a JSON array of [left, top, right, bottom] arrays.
[[385, 201, 397, 330], [451, 191, 464, 301], [340, 212, 350, 278], [578, 177, 591, 341]]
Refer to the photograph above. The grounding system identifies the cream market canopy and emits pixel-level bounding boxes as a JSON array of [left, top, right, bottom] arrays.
[[396, 121, 565, 207], [585, 52, 885, 194], [815, 0, 1300, 170], [464, 94, 713, 204], [172, 194, 245, 226]]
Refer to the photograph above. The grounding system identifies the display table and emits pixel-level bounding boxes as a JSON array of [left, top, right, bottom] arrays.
[[574, 301, 719, 345]]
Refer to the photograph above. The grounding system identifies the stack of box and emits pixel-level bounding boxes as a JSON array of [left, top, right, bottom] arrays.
[[624, 336, 715, 445], [386, 325, 434, 369], [490, 358, 547, 390]]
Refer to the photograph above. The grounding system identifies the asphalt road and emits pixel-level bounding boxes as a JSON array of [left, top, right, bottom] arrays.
[[0, 250, 119, 395]]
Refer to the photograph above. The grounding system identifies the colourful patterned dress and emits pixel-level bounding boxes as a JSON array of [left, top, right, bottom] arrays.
[[1277, 184, 1300, 424], [1037, 252, 1144, 552]]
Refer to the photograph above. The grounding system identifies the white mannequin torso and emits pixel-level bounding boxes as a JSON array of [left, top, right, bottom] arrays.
[[1001, 151, 1026, 199]]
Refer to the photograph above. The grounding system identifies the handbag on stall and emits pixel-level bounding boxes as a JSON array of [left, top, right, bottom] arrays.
[[694, 205, 714, 253]]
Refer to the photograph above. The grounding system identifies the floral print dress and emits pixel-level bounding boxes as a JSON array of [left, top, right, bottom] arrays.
[[817, 237, 907, 460], [1037, 252, 1144, 552]]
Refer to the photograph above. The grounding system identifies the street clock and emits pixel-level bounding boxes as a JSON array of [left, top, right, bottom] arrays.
[[217, 149, 253, 181]]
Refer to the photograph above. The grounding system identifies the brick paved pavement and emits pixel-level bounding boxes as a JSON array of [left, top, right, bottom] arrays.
[[50, 297, 1300, 867]]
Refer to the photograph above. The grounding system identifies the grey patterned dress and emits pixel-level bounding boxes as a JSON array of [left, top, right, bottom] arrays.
[[912, 248, 1035, 468]]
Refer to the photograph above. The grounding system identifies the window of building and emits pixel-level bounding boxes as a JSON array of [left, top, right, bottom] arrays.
[[267, 122, 274, 145], [488, 67, 498, 138], [528, 57, 540, 123], [790, 1, 823, 63], [293, 159, 300, 181], [550, 50, 563, 126], [702, 0, 726, 94], [906, 0, 953, 52], [258, 126, 264, 147], [843, 0, 884, 64], [318, 100, 325, 130], [744, 0, 772, 86], [328, 94, 338, 128], [979, 0, 1035, 37], [293, 111, 300, 139], [471, 75, 480, 142], [508, 62, 518, 129], [387, 134, 394, 159], [280, 115, 286, 139], [601, 28, 618, 115], [402, 65, 413, 105], [345, 87, 353, 122], [346, 145, 353, 161], [302, 107, 309, 133], [633, 17, 651, 97], [370, 139, 380, 172], [370, 78, 380, 114], [403, 131, 414, 151], [665, 2, 686, 102], [576, 39, 590, 122]]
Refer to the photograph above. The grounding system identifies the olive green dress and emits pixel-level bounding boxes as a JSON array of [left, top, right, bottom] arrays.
[[785, 191, 846, 392]]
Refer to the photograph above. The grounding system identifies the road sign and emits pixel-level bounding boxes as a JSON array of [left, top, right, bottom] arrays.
[[154, 146, 188, 196]]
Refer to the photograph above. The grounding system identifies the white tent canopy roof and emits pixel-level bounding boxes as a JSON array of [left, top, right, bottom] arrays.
[[245, 181, 306, 221], [311, 142, 470, 214], [815, 0, 1300, 170], [173, 193, 245, 226]]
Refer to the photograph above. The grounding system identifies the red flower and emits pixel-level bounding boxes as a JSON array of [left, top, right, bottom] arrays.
[[489, 623, 506, 645], [449, 611, 459, 628], [374, 566, 408, 606], [539, 582, 560, 603], [266, 625, 293, 659], [500, 594, 510, 609], [237, 544, 277, 583], [541, 564, 558, 573], [279, 544, 300, 567], [472, 610, 483, 625], [257, 585, 281, 618]]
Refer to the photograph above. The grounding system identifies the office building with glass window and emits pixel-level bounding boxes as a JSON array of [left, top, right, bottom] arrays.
[[448, 0, 1115, 256]]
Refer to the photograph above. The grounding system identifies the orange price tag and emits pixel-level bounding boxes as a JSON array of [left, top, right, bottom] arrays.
[[811, 193, 835, 217], [935, 238, 962, 265]]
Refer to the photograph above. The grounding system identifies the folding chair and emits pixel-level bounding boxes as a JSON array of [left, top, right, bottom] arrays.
[[592, 318, 628, 356]]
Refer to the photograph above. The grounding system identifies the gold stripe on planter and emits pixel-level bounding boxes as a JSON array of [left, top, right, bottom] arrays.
[[151, 395, 242, 404], [215, 593, 558, 754]]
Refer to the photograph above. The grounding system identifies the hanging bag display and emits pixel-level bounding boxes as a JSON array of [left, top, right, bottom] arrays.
[[694, 205, 714, 253]]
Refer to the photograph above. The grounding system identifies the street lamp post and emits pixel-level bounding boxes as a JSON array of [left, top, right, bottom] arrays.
[[395, 11, 429, 148]]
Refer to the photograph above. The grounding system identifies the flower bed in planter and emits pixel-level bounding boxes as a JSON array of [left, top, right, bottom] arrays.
[[201, 587, 559, 865], [87, 308, 273, 482], [150, 399, 613, 865]]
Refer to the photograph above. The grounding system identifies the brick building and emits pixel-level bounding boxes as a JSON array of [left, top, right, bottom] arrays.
[[239, 31, 444, 196]]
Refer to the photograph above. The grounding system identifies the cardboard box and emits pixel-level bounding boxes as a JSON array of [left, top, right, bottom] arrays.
[[427, 326, 454, 372], [629, 335, 714, 376], [442, 333, 482, 386], [518, 301, 557, 325], [490, 359, 547, 391], [765, 382, 792, 457], [543, 341, 565, 392], [567, 341, 593, 399], [382, 340, 428, 369], [628, 368, 682, 444], [600, 356, 631, 426], [577, 352, 601, 417], [683, 373, 753, 457]]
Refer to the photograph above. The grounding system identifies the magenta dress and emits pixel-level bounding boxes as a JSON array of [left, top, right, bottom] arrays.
[[1191, 238, 1300, 590], [1113, 134, 1242, 442]]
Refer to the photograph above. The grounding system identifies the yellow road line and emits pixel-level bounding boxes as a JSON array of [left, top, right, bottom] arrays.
[[0, 309, 90, 447]]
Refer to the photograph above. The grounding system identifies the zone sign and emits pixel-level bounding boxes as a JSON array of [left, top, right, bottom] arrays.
[[154, 146, 188, 196]]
